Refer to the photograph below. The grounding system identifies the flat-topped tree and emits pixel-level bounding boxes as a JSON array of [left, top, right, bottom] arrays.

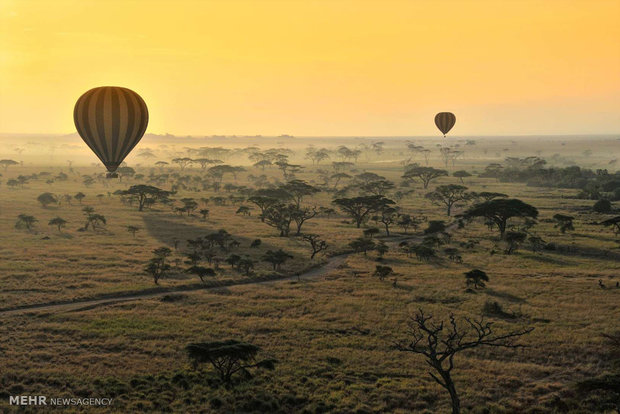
[[425, 184, 471, 216], [186, 340, 276, 384], [49, 217, 67, 232], [262, 249, 293, 271], [464, 269, 489, 289], [123, 185, 171, 211], [600, 216, 620, 236], [186, 266, 216, 283], [172, 157, 193, 170], [403, 166, 448, 189], [463, 199, 538, 238], [0, 159, 18, 171], [333, 195, 395, 228], [452, 170, 472, 184], [361, 179, 395, 196], [280, 179, 320, 207]]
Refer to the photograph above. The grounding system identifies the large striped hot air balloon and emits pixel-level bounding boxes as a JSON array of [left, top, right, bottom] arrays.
[[434, 112, 456, 137], [74, 86, 148, 176]]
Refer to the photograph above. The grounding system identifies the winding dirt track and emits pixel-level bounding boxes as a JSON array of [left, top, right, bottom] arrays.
[[0, 231, 431, 316], [0, 254, 352, 316]]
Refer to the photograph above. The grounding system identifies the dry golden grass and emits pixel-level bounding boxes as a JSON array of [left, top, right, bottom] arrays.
[[0, 136, 618, 412]]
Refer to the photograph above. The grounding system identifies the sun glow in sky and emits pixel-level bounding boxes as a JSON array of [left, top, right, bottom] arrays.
[[1, 0, 619, 136]]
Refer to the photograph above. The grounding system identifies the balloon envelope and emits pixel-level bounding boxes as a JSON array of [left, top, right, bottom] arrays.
[[74, 86, 148, 172], [434, 112, 456, 137]]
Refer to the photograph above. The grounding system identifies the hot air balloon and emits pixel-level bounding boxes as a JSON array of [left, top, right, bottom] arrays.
[[434, 112, 456, 137], [74, 86, 148, 177]]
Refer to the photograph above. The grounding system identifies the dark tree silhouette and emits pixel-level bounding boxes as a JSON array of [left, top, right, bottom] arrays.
[[464, 269, 489, 289], [553, 214, 575, 234], [49, 217, 67, 232], [15, 214, 37, 231], [349, 237, 376, 255], [0, 159, 19, 171], [144, 247, 172, 284], [395, 309, 533, 414], [126, 225, 140, 237], [333, 195, 395, 228], [402, 166, 448, 189], [123, 185, 171, 211], [426, 185, 471, 216], [186, 266, 216, 283], [373, 265, 393, 280], [463, 199, 538, 238], [600, 216, 620, 236], [186, 340, 276, 384], [302, 234, 328, 259], [504, 231, 527, 254], [452, 170, 471, 184], [262, 249, 293, 270], [74, 192, 86, 204], [37, 192, 58, 208]]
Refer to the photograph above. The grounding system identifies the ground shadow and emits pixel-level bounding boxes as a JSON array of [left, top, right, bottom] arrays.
[[485, 288, 526, 303]]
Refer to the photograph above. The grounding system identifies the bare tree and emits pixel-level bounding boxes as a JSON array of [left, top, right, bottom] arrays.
[[302, 234, 328, 259], [395, 309, 533, 414]]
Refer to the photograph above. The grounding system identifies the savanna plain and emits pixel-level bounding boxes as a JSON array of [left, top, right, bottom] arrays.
[[0, 134, 618, 413]]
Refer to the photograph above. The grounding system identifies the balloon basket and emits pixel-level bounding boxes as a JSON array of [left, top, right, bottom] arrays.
[[106, 172, 119, 179]]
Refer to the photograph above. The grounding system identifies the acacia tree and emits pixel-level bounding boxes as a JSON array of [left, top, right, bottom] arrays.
[[452, 170, 471, 184], [186, 266, 216, 283], [349, 237, 376, 255], [372, 206, 398, 236], [395, 309, 533, 414], [37, 192, 58, 208], [333, 195, 395, 228], [292, 206, 318, 235], [373, 265, 393, 280], [302, 234, 328, 259], [463, 199, 538, 238], [263, 203, 297, 236], [74, 192, 86, 204], [247, 188, 290, 222], [144, 247, 172, 284], [426, 185, 471, 216], [553, 214, 575, 234], [123, 185, 171, 211], [262, 249, 293, 271], [464, 269, 489, 289], [0, 159, 19, 171], [49, 217, 67, 232], [172, 157, 193, 170], [127, 225, 140, 237], [402, 166, 448, 189], [281, 180, 320, 207], [186, 340, 276, 384], [600, 216, 620, 236], [15, 214, 37, 231]]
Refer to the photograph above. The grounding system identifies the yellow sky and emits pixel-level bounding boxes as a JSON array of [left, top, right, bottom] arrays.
[[1, 0, 619, 136]]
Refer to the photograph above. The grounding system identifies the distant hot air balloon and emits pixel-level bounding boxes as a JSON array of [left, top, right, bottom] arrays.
[[74, 86, 148, 177], [434, 112, 456, 137]]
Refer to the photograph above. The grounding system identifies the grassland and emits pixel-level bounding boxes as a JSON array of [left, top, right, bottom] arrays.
[[0, 135, 618, 413]]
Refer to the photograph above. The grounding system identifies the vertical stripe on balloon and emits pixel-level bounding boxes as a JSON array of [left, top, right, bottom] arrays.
[[74, 86, 149, 172]]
